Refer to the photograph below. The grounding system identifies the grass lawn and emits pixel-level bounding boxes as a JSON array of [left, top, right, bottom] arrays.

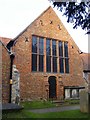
[[2, 100, 90, 119], [3, 109, 89, 119], [20, 100, 56, 109], [20, 99, 80, 109]]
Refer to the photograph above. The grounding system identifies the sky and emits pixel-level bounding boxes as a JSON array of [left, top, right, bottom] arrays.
[[0, 0, 88, 53]]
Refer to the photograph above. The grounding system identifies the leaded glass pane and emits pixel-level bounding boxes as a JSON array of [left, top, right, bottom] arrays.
[[59, 58, 64, 73], [46, 39, 51, 55], [53, 57, 57, 73], [64, 42, 68, 57], [32, 36, 37, 53], [46, 56, 51, 72], [39, 55, 44, 72], [39, 37, 44, 54], [65, 58, 69, 73], [59, 41, 63, 57], [52, 40, 56, 56]]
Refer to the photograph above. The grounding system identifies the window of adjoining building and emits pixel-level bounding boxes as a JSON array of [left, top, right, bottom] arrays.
[[65, 88, 79, 99]]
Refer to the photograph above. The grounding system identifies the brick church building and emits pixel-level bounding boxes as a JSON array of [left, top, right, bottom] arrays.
[[1, 6, 86, 103]]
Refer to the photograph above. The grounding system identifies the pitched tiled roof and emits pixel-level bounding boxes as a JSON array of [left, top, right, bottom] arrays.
[[80, 53, 90, 71], [0, 37, 12, 46]]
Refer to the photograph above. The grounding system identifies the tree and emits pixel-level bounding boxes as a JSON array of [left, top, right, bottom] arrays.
[[49, 0, 90, 34]]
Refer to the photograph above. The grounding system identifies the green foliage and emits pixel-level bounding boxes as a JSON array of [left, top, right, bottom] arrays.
[[2, 100, 89, 118], [64, 99, 80, 105], [49, 0, 90, 34]]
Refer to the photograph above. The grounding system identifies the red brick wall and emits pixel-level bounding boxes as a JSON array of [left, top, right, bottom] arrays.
[[12, 7, 85, 101], [2, 44, 10, 103]]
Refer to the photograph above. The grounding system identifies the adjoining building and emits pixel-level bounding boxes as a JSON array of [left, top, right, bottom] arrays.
[[0, 38, 11, 103], [80, 53, 90, 92]]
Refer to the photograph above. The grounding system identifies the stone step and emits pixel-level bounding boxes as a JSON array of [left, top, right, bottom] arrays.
[[52, 100, 64, 104]]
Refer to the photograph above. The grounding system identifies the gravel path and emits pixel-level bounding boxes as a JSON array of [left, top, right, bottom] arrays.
[[29, 105, 80, 113]]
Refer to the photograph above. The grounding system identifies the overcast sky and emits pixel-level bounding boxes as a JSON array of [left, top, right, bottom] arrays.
[[0, 0, 88, 53]]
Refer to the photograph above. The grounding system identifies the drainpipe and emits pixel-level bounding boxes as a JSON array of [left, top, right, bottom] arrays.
[[9, 53, 15, 103]]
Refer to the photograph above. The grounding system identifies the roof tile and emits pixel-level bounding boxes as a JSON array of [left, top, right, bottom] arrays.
[[0, 37, 12, 46]]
